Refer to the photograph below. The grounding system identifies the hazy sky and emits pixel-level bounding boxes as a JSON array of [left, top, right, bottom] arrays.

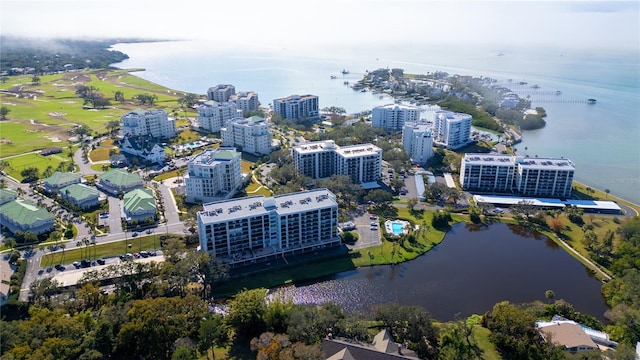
[[1, 0, 638, 51]]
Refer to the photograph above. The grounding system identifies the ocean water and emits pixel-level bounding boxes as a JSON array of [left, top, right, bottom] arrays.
[[111, 40, 640, 204]]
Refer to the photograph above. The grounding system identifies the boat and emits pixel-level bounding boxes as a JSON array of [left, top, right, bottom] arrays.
[[497, 52, 505, 56], [330, 75, 337, 79], [532, 84, 540, 89], [341, 69, 349, 75], [587, 98, 597, 104], [555, 90, 562, 95]]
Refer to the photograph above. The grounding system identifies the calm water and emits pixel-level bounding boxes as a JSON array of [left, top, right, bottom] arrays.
[[111, 41, 640, 203], [269, 222, 609, 321]]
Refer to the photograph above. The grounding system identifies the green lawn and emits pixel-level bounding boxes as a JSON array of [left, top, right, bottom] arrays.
[[90, 164, 109, 172], [0, 69, 185, 157], [472, 326, 502, 360], [89, 146, 117, 162], [40, 233, 177, 267], [153, 168, 186, 182], [241, 160, 254, 174], [4, 152, 73, 181]]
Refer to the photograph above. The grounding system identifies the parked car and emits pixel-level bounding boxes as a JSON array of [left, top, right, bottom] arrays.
[[148, 250, 157, 257], [369, 215, 378, 220], [97, 258, 106, 265], [132, 232, 138, 237], [139, 251, 149, 258], [55, 264, 66, 271], [370, 226, 378, 230], [133, 252, 140, 258], [72, 261, 82, 269], [146, 229, 153, 234], [81, 259, 91, 268]]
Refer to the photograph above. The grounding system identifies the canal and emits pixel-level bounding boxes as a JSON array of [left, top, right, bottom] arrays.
[[271, 222, 609, 321]]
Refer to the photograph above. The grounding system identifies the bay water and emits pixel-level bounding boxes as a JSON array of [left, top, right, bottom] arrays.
[[111, 40, 640, 204]]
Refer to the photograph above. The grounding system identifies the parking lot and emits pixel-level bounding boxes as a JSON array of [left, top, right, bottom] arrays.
[[347, 206, 382, 250]]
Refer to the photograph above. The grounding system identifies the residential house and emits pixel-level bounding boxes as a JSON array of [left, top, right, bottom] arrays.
[[119, 136, 166, 165], [59, 183, 100, 210], [42, 171, 81, 193], [0, 199, 55, 235], [123, 188, 157, 223], [322, 329, 419, 360], [97, 169, 143, 196]]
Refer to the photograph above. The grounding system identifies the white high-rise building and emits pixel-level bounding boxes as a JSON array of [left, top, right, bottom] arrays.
[[229, 91, 260, 112], [460, 154, 575, 198], [402, 122, 434, 165], [207, 84, 236, 102], [221, 116, 272, 155], [197, 189, 340, 266], [371, 104, 420, 131], [185, 148, 243, 203], [197, 100, 243, 133], [273, 94, 319, 121], [292, 140, 382, 186], [120, 109, 176, 139], [433, 111, 472, 149]]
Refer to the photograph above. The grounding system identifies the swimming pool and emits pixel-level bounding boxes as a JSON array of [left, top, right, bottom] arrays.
[[391, 222, 404, 234], [385, 219, 410, 236]]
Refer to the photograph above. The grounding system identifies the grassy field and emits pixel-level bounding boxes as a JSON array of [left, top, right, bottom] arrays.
[[351, 207, 449, 267], [40, 233, 176, 267], [241, 160, 253, 174], [153, 168, 186, 182], [0, 69, 186, 157], [89, 146, 117, 162], [4, 152, 74, 181], [472, 326, 502, 360]]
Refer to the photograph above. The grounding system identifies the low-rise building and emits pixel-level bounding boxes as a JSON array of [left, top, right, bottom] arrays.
[[323, 328, 419, 360], [537, 319, 600, 354], [221, 116, 272, 155], [402, 122, 434, 165], [372, 104, 420, 131], [273, 94, 319, 121], [197, 189, 340, 265], [0, 199, 55, 235], [185, 148, 243, 203], [123, 188, 157, 223], [229, 91, 259, 112], [197, 100, 243, 133], [0, 189, 18, 205], [97, 169, 144, 196], [42, 171, 81, 193], [60, 183, 100, 210], [119, 136, 166, 165]]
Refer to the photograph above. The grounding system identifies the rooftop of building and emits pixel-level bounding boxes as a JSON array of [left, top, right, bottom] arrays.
[[43, 171, 81, 187], [60, 183, 100, 201], [232, 116, 267, 126], [199, 188, 337, 223], [0, 188, 18, 202], [230, 91, 257, 99], [200, 100, 235, 108], [538, 322, 598, 350], [0, 199, 54, 226], [0, 260, 13, 297], [463, 154, 575, 170], [121, 135, 165, 152], [374, 103, 419, 111], [100, 169, 143, 187], [274, 94, 317, 102], [293, 140, 339, 154], [190, 148, 241, 166], [123, 188, 156, 213], [434, 110, 472, 121], [208, 84, 235, 91], [122, 108, 167, 118], [335, 143, 382, 158], [323, 329, 419, 360], [516, 156, 576, 170], [404, 122, 433, 135], [473, 195, 622, 211]]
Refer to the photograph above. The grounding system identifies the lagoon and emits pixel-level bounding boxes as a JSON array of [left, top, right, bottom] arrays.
[[270, 222, 608, 321]]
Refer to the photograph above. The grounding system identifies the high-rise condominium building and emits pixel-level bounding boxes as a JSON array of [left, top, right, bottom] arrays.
[[433, 111, 472, 149], [197, 100, 243, 133], [120, 109, 176, 139], [273, 94, 319, 121], [185, 148, 243, 203], [460, 154, 575, 198], [371, 104, 420, 131], [229, 91, 260, 112], [402, 122, 434, 165], [207, 84, 236, 102], [292, 140, 382, 186], [221, 116, 272, 155], [197, 189, 339, 266]]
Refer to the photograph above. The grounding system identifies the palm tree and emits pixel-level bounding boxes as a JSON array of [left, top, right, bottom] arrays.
[[545, 290, 555, 304], [604, 189, 610, 199], [60, 242, 66, 263], [91, 239, 97, 259], [76, 240, 83, 259]]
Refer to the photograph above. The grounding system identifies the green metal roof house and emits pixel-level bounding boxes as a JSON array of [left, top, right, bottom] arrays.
[[97, 169, 143, 196], [60, 183, 100, 210], [42, 172, 81, 192], [123, 188, 157, 223], [0, 189, 18, 206], [0, 199, 55, 235]]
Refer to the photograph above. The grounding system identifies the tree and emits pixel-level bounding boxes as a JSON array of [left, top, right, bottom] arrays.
[[605, 188, 610, 199], [20, 166, 40, 182], [0, 106, 10, 120], [364, 189, 394, 205], [374, 303, 438, 359], [199, 314, 228, 360], [31, 74, 40, 85], [106, 120, 120, 135], [114, 90, 125, 103], [432, 210, 452, 229], [547, 217, 564, 235], [545, 290, 555, 303], [438, 320, 480, 360], [226, 288, 268, 339]]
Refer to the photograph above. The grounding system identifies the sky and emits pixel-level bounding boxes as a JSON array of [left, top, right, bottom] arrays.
[[1, 0, 639, 51]]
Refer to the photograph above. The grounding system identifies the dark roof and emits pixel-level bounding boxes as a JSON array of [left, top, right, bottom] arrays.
[[322, 340, 417, 360]]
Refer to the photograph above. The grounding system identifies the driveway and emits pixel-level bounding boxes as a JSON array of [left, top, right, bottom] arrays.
[[347, 206, 382, 250]]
